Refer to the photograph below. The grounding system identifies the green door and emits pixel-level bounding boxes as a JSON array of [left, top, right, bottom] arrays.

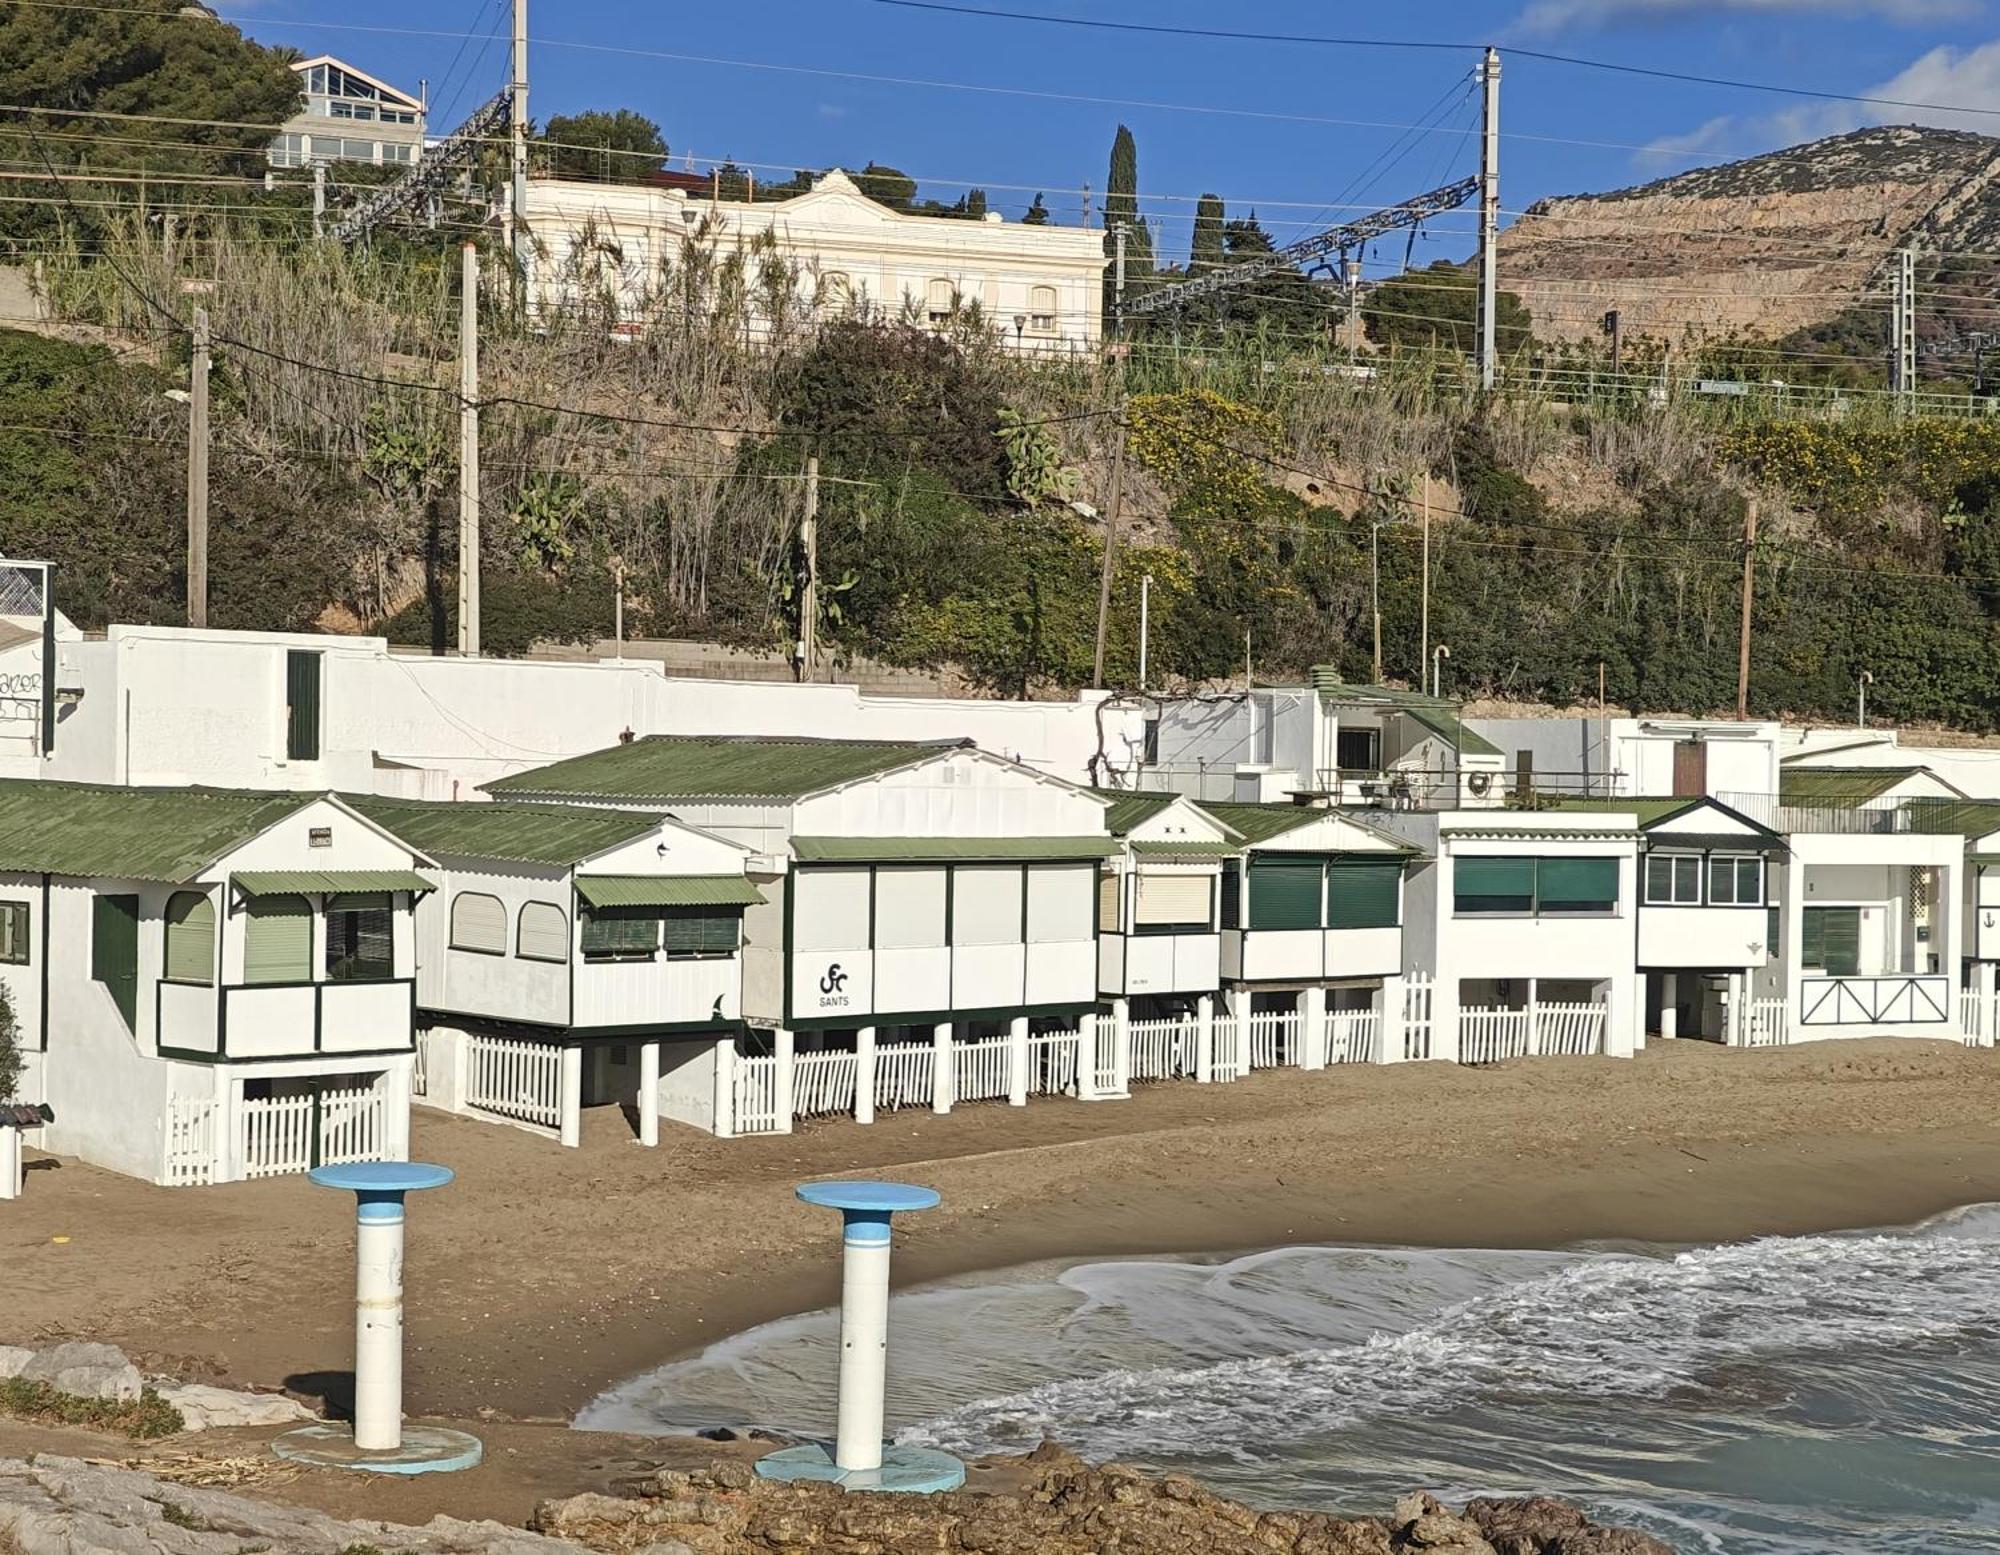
[[91, 893, 139, 1032]]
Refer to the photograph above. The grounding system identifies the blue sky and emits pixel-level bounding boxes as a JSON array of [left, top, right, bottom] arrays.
[[233, 0, 2000, 271]]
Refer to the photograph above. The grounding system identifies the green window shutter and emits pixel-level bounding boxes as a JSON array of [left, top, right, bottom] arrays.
[[1248, 856, 1324, 930], [662, 909, 740, 955], [243, 894, 312, 984], [1326, 859, 1402, 929], [581, 909, 659, 957], [285, 651, 322, 762], [1820, 907, 1861, 976], [164, 891, 215, 984], [1801, 906, 1826, 968], [1455, 857, 1534, 913], [1536, 857, 1620, 912], [325, 892, 394, 982], [1767, 904, 1780, 955], [1219, 863, 1240, 930], [91, 893, 139, 1031]]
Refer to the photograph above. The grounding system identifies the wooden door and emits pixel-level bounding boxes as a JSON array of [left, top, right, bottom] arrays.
[[1672, 740, 1707, 797]]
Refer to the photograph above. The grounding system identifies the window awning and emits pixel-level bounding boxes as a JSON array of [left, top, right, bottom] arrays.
[[791, 836, 1120, 863], [575, 874, 765, 909], [1129, 840, 1238, 859], [233, 869, 435, 895]]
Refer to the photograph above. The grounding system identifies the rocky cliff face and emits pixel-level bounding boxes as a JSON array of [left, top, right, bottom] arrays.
[[1498, 126, 2000, 343]]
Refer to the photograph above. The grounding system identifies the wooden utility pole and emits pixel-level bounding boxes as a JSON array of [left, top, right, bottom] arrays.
[[1419, 473, 1432, 686], [1736, 498, 1758, 720], [457, 241, 481, 657], [185, 307, 210, 629], [798, 455, 819, 681], [1370, 520, 1384, 685], [1090, 419, 1128, 688]]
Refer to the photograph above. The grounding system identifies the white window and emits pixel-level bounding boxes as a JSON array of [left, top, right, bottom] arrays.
[[793, 868, 872, 953], [449, 891, 507, 953], [1026, 864, 1094, 943], [953, 865, 1023, 945], [1643, 855, 1702, 906], [1708, 855, 1763, 906], [1029, 285, 1057, 333], [925, 278, 958, 324], [517, 901, 568, 962], [875, 866, 946, 949]]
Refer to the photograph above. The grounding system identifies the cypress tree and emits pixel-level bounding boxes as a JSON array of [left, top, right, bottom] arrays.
[[1103, 124, 1154, 313], [1022, 193, 1050, 225], [1190, 193, 1226, 273]]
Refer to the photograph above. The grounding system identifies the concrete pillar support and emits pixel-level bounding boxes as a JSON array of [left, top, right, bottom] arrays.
[[930, 1023, 952, 1114], [637, 1040, 661, 1147], [775, 1028, 797, 1134], [1299, 986, 1327, 1069], [1007, 1016, 1030, 1107], [1075, 1013, 1100, 1099], [558, 1043, 584, 1148], [1195, 992, 1217, 1082], [713, 1037, 738, 1138], [855, 1026, 878, 1126], [1379, 975, 1406, 1065]]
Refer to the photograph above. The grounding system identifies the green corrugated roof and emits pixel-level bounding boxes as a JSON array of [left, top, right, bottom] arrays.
[[1408, 705, 1502, 758], [1778, 766, 1924, 806], [0, 780, 319, 882], [790, 836, 1120, 863], [1199, 801, 1416, 853], [235, 869, 435, 895], [485, 735, 967, 801], [350, 795, 667, 865], [1129, 839, 1238, 858], [1301, 672, 1499, 757], [1903, 797, 2000, 838], [1096, 790, 1182, 836], [574, 874, 765, 908], [1544, 796, 1713, 826]]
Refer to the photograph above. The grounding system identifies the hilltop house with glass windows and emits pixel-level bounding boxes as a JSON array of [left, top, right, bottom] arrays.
[[347, 795, 758, 1149], [269, 56, 426, 170], [0, 781, 431, 1187], [485, 734, 1116, 1134]]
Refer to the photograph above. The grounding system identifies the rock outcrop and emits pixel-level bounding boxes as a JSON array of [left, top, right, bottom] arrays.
[[534, 1445, 1677, 1555]]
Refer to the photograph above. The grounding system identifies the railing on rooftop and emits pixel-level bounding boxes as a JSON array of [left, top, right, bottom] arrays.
[[1715, 789, 1918, 836]]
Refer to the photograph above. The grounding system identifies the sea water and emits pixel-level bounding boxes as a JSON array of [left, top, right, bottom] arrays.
[[577, 1206, 2000, 1552]]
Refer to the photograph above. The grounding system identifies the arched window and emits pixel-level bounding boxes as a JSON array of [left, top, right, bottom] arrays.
[[925, 278, 958, 324], [164, 891, 215, 985], [517, 901, 569, 962], [242, 894, 311, 985], [1029, 285, 1057, 333], [449, 891, 507, 954], [819, 271, 852, 316]]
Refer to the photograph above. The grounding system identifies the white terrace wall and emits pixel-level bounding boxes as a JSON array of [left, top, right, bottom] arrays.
[[790, 748, 1109, 838], [417, 858, 573, 1028]]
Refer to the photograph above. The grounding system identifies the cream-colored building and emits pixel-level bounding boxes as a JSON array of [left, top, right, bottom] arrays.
[[524, 169, 1105, 353], [268, 56, 426, 170]]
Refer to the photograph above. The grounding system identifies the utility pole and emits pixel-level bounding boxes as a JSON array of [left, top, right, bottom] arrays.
[[1112, 221, 1128, 339], [1345, 257, 1362, 360], [1603, 307, 1622, 378], [312, 163, 326, 241], [1091, 418, 1128, 688], [1370, 518, 1384, 685], [1735, 498, 1758, 720], [1419, 473, 1432, 687], [185, 307, 209, 629], [798, 455, 819, 682], [1137, 572, 1151, 693], [611, 555, 625, 659], [457, 241, 481, 657], [1857, 669, 1873, 729], [1891, 246, 1916, 404], [1476, 46, 1501, 393], [511, 0, 530, 278]]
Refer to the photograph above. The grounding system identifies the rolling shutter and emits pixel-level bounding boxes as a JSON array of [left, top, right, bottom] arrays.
[[953, 864, 1024, 945], [1803, 906, 1860, 976], [1098, 870, 1121, 933], [243, 894, 311, 984], [1026, 864, 1094, 943], [517, 901, 568, 961], [1536, 857, 1619, 912], [449, 892, 507, 953], [581, 910, 659, 957], [1454, 857, 1533, 913], [1326, 859, 1401, 929], [163, 891, 215, 984], [1135, 872, 1211, 928], [662, 910, 740, 955], [1248, 856, 1324, 930], [875, 867, 946, 950]]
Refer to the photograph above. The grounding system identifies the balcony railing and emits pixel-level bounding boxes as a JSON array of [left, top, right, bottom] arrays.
[[1715, 790, 1917, 836]]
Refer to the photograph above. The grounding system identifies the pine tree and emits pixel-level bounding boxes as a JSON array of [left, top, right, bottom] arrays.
[[1103, 124, 1154, 313], [1190, 193, 1226, 273]]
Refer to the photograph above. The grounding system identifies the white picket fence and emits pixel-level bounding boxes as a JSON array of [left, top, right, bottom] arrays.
[[239, 1093, 315, 1179], [1026, 1029, 1081, 1095], [1324, 1010, 1382, 1065], [954, 1036, 1012, 1104], [793, 1050, 859, 1119], [1959, 991, 1997, 1048], [1403, 973, 1435, 1060], [1248, 1010, 1301, 1069], [1092, 1020, 1122, 1095], [318, 1081, 388, 1165], [733, 1053, 780, 1134], [238, 1081, 389, 1180], [1744, 997, 1790, 1048], [163, 1097, 217, 1187], [411, 1030, 431, 1098], [1458, 1007, 1530, 1065], [466, 1033, 563, 1132], [1536, 1002, 1607, 1057], [875, 1041, 935, 1112], [1129, 1016, 1197, 1082], [1211, 1014, 1247, 1083]]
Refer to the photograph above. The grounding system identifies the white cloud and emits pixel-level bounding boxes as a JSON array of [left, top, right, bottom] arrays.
[[1515, 0, 1974, 35], [1633, 38, 2000, 175]]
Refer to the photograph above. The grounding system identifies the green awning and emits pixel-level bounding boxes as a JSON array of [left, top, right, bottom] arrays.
[[791, 836, 1120, 863], [234, 869, 435, 895], [1129, 840, 1239, 858], [575, 874, 765, 908]]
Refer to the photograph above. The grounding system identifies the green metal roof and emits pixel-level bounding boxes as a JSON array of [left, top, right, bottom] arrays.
[[349, 795, 667, 866], [1096, 790, 1182, 836], [1199, 801, 1416, 853], [1902, 797, 2000, 838], [574, 874, 765, 908], [234, 869, 435, 896], [790, 836, 1120, 863], [1778, 766, 1926, 807], [485, 735, 968, 802], [0, 780, 320, 883], [1302, 672, 1499, 757], [1129, 839, 1238, 858], [1408, 705, 1502, 758]]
